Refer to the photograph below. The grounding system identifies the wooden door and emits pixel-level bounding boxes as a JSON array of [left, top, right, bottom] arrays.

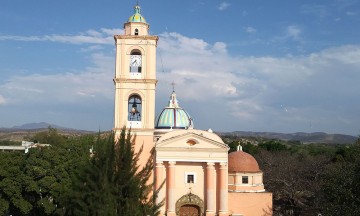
[[179, 204, 200, 216]]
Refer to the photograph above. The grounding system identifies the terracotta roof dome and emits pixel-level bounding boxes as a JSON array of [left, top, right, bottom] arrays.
[[228, 150, 261, 173]]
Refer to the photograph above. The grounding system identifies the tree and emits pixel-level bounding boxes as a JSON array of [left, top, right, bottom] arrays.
[[255, 150, 329, 215], [0, 131, 92, 215], [68, 128, 161, 216], [24, 138, 90, 215], [0, 152, 32, 215], [321, 141, 360, 215], [31, 127, 66, 145], [258, 140, 287, 152]]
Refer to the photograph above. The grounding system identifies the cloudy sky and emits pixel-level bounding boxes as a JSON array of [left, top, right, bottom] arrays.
[[1, 0, 359, 135]]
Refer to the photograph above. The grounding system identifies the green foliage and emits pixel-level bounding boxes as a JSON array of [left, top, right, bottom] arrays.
[[227, 140, 239, 153], [289, 143, 344, 161], [0, 197, 9, 215], [225, 138, 259, 154], [222, 134, 360, 215], [0, 140, 21, 146], [31, 127, 67, 145], [255, 150, 330, 215], [1, 128, 162, 215], [321, 142, 360, 215], [0, 152, 32, 215], [242, 142, 259, 155], [0, 130, 92, 215], [67, 128, 161, 216], [322, 162, 360, 215], [258, 140, 288, 151]]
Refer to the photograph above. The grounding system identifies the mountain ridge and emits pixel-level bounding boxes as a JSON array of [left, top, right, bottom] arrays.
[[219, 131, 357, 144], [0, 123, 357, 144], [10, 122, 67, 130]]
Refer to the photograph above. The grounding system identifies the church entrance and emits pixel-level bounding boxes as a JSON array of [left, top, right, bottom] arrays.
[[175, 193, 204, 216], [179, 204, 200, 216]]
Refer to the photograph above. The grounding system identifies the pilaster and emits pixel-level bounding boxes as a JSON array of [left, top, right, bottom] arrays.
[[167, 161, 176, 216], [206, 162, 215, 216], [218, 162, 228, 216], [155, 161, 165, 215]]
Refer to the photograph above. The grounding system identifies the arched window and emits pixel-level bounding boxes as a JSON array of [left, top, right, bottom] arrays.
[[130, 50, 142, 73], [128, 95, 142, 121], [135, 28, 139, 35]]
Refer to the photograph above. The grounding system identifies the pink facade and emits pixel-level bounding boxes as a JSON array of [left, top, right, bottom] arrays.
[[229, 193, 273, 216], [114, 5, 273, 216], [153, 130, 273, 216]]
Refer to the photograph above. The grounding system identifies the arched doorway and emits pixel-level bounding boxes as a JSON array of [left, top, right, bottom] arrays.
[[175, 193, 204, 216], [179, 204, 200, 216]]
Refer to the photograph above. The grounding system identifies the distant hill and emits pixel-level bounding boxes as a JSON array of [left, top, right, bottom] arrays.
[[11, 122, 66, 130], [220, 131, 358, 144], [0, 122, 96, 142], [1, 123, 357, 144]]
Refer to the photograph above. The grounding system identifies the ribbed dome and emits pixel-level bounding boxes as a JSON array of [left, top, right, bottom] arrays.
[[128, 5, 147, 23], [228, 150, 260, 173], [155, 91, 193, 130]]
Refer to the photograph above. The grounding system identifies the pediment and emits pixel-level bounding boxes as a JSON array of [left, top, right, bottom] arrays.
[[156, 131, 229, 151], [155, 130, 229, 162]]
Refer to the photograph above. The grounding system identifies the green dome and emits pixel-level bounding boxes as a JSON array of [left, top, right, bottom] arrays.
[[155, 92, 193, 129], [128, 5, 147, 23]]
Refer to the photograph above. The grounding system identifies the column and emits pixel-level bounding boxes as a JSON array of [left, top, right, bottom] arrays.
[[206, 162, 215, 216], [155, 161, 165, 215], [167, 161, 176, 216], [218, 162, 228, 216]]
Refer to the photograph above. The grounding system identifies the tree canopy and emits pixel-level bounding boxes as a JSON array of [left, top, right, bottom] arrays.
[[0, 127, 161, 216], [223, 136, 360, 216]]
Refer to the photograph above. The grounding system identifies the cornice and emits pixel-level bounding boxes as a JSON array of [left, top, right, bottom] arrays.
[[113, 78, 158, 84], [156, 147, 228, 152], [228, 189, 266, 193], [114, 35, 159, 41], [113, 128, 154, 136]]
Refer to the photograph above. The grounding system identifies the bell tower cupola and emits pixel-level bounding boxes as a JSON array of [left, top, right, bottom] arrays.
[[124, 4, 149, 36]]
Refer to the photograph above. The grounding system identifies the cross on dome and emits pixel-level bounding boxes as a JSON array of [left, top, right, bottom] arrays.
[[171, 81, 176, 92]]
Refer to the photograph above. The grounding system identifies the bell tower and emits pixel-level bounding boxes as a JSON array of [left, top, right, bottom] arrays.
[[113, 4, 158, 165]]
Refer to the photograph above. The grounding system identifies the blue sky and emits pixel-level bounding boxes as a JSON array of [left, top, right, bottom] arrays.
[[1, 0, 360, 135]]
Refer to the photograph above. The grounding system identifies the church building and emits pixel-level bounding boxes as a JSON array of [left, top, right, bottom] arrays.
[[113, 4, 272, 216]]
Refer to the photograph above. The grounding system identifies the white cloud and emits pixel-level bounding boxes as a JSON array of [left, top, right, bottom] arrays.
[[159, 32, 216, 55], [80, 45, 105, 52], [157, 32, 360, 134], [0, 53, 113, 106], [346, 11, 357, 16], [0, 28, 123, 44], [1, 30, 360, 134], [0, 95, 7, 105], [301, 4, 329, 18], [286, 25, 302, 40], [244, 27, 257, 33], [271, 25, 303, 45], [218, 2, 230, 11]]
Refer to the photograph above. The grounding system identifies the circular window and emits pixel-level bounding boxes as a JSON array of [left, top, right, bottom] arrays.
[[186, 139, 197, 146]]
